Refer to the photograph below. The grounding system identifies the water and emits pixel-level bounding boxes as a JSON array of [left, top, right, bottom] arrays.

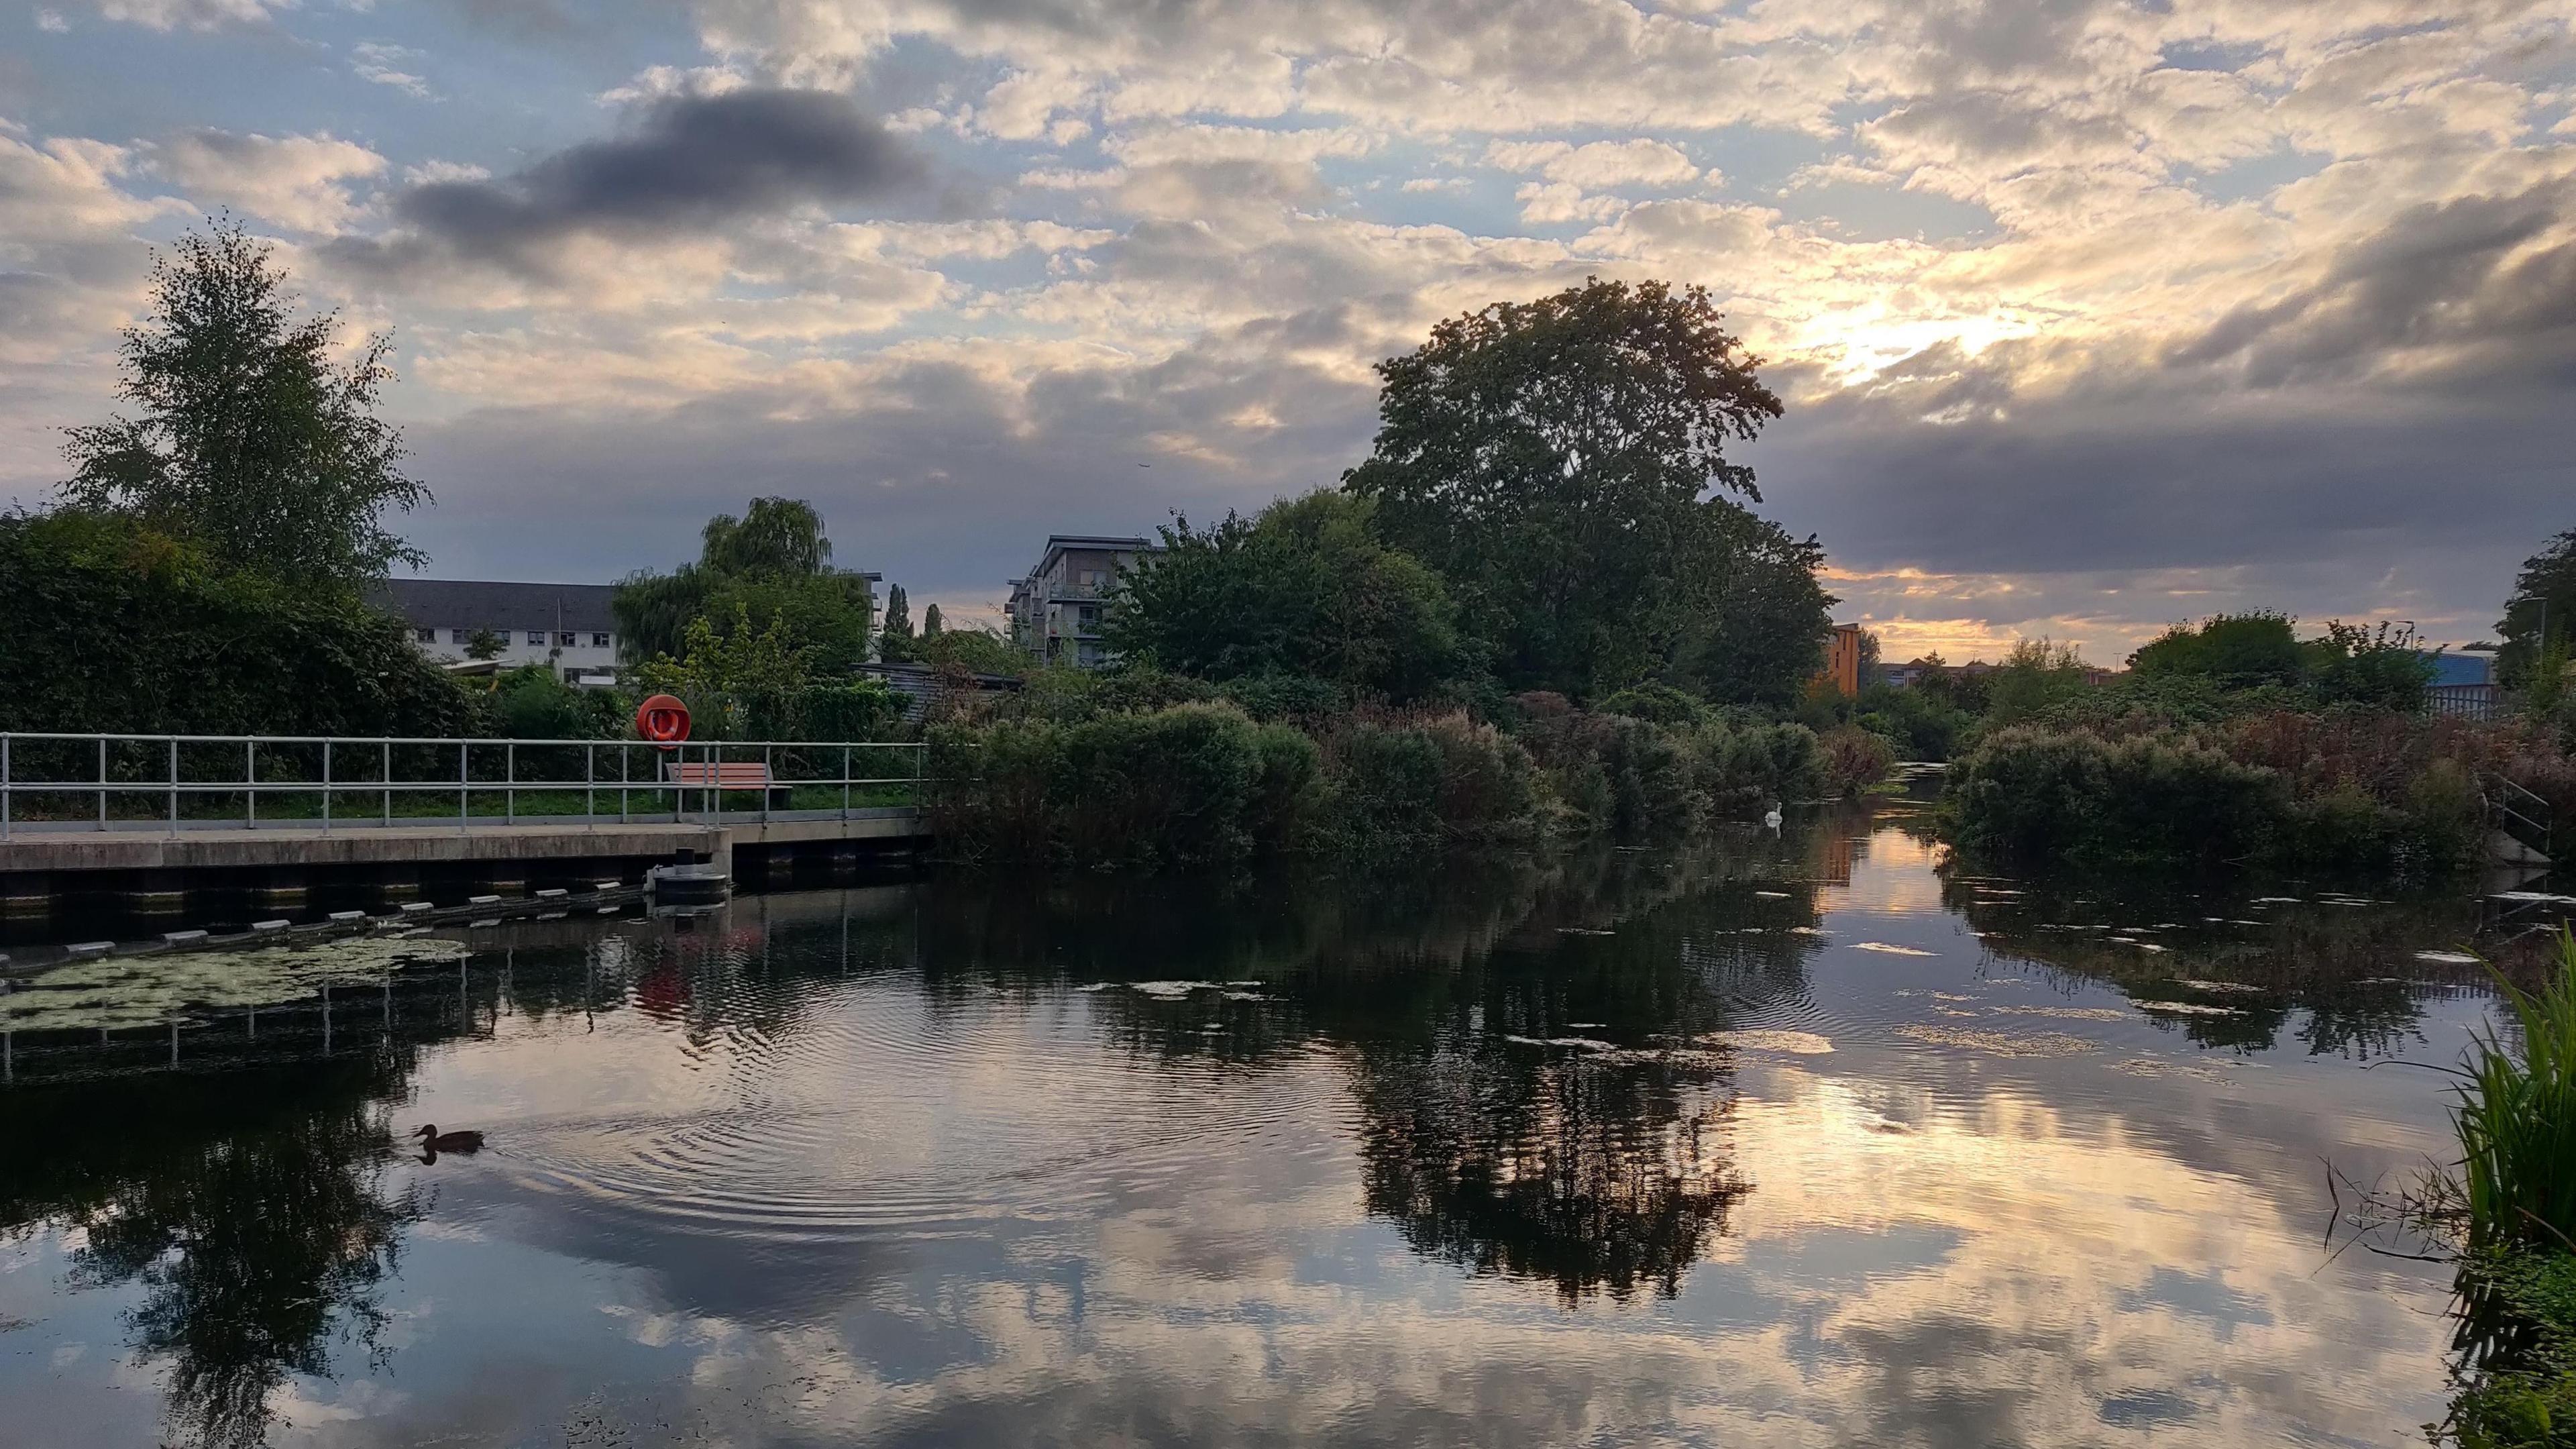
[[2, 800, 2565, 1448]]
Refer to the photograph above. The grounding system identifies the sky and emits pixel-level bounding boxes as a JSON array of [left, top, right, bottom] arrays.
[[3, 0, 2573, 664]]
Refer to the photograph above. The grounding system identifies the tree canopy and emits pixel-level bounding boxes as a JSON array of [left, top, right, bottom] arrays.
[[59, 217, 427, 590], [1107, 490, 1470, 702], [2500, 525, 2576, 686], [1344, 277, 1786, 695], [2128, 612, 2308, 688], [613, 498, 874, 672]]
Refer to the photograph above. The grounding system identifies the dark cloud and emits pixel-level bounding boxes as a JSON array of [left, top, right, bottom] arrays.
[[339, 87, 930, 280], [2170, 180, 2576, 387]]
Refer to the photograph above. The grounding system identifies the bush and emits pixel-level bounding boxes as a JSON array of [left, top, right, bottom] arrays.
[[0, 509, 474, 738], [1817, 724, 1895, 796], [1947, 727, 2287, 869], [486, 666, 624, 739], [1316, 713, 1540, 853], [929, 702, 1285, 869], [797, 680, 906, 741]]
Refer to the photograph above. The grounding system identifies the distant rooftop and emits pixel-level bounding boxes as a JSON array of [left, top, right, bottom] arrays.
[[370, 579, 618, 633]]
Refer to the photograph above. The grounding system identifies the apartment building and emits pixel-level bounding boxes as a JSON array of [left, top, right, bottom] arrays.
[[1004, 535, 1161, 668]]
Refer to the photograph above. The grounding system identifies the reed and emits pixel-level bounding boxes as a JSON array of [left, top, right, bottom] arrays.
[[2461, 928, 2576, 1253]]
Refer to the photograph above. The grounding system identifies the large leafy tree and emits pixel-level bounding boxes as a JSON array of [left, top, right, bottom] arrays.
[[1344, 277, 1784, 695], [60, 217, 427, 590], [2127, 612, 2308, 688], [1666, 510, 1833, 708], [1108, 490, 1470, 702], [614, 497, 874, 672], [2499, 526, 2576, 687]]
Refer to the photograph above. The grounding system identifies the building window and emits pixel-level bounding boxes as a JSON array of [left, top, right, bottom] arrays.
[[451, 629, 472, 645], [415, 627, 435, 643], [555, 631, 577, 646], [527, 631, 546, 645], [592, 632, 611, 648]]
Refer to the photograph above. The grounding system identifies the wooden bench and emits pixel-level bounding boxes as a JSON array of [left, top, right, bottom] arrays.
[[665, 761, 790, 808]]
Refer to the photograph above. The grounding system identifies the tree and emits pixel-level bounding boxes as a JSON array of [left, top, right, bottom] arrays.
[[463, 628, 504, 661], [1664, 511, 1833, 708], [922, 602, 944, 637], [1344, 277, 1784, 695], [1107, 490, 1470, 702], [2499, 527, 2576, 687], [2306, 620, 2434, 712], [633, 604, 812, 739], [700, 497, 833, 577], [59, 217, 427, 590], [880, 584, 914, 659], [612, 498, 873, 672], [2129, 612, 2306, 689], [914, 625, 1023, 677], [1983, 639, 2094, 725]]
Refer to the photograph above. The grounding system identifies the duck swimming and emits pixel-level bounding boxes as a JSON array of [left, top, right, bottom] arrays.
[[413, 1124, 484, 1155]]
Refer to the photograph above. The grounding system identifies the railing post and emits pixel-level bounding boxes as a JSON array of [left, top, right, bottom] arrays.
[[382, 741, 391, 828], [246, 739, 256, 829], [506, 742, 516, 824], [97, 735, 107, 831], [458, 741, 468, 835], [619, 744, 629, 824], [169, 738, 178, 839], [2, 735, 10, 841], [586, 743, 596, 831], [763, 743, 772, 823], [842, 744, 851, 820], [322, 740, 332, 833]]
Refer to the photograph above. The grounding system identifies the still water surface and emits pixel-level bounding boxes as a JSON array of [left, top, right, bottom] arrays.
[[2, 800, 2562, 1447]]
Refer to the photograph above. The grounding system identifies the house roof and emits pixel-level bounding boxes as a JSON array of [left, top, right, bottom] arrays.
[[370, 579, 619, 633]]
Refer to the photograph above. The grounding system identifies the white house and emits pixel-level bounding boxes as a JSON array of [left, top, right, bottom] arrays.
[[372, 580, 623, 684]]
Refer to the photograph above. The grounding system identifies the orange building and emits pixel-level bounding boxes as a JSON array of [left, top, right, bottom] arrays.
[[1814, 623, 1865, 698]]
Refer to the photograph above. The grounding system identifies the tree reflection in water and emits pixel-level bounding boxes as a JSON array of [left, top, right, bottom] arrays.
[[3, 1057, 423, 1449], [1356, 1041, 1746, 1303]]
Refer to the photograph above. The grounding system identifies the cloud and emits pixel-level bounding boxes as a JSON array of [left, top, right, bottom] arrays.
[[1485, 138, 1701, 189], [89, 0, 281, 30], [352, 42, 434, 99], [2169, 179, 2576, 389], [149, 129, 388, 232], [334, 87, 931, 282]]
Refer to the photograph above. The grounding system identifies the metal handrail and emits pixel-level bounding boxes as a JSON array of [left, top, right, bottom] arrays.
[[0, 733, 928, 839]]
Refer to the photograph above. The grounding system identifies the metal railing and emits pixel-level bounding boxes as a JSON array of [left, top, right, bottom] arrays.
[[2491, 771, 2557, 863], [0, 733, 927, 839]]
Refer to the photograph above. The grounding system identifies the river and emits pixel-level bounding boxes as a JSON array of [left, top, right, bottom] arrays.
[[3, 796, 2566, 1447]]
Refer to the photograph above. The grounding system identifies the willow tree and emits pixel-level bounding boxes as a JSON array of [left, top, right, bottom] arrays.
[[60, 216, 427, 590]]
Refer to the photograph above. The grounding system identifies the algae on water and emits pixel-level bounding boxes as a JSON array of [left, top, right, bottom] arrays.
[[1, 936, 474, 1033]]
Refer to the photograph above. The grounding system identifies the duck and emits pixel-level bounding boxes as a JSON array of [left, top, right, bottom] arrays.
[[413, 1124, 484, 1155]]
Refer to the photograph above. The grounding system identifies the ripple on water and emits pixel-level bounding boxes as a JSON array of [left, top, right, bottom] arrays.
[[486, 982, 1340, 1245]]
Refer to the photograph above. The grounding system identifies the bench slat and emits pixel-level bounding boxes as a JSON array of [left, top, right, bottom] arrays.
[[665, 762, 775, 787]]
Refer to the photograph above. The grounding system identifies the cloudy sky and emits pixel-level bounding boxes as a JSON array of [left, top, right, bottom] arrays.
[[3, 0, 2573, 661]]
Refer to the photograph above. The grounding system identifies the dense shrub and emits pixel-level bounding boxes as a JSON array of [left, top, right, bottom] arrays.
[[928, 702, 1306, 869], [1817, 724, 1896, 796], [1315, 713, 1540, 853], [0, 510, 474, 738], [1947, 727, 2287, 869], [1946, 714, 2506, 875]]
